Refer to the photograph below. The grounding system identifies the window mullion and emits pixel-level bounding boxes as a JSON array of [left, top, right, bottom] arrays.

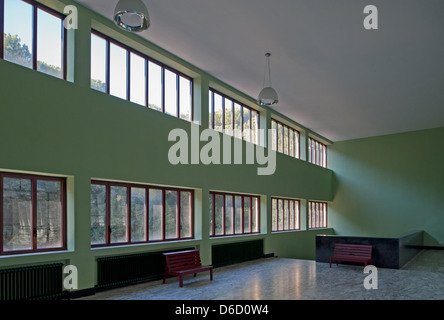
[[0, 0, 4, 60], [32, 5, 37, 71]]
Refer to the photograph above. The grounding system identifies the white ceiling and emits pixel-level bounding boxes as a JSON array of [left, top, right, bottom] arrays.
[[75, 0, 444, 142]]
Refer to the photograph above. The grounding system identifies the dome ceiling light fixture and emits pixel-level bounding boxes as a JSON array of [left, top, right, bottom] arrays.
[[258, 53, 279, 106], [114, 0, 150, 32]]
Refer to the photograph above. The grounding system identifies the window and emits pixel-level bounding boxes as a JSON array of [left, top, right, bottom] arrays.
[[308, 201, 327, 229], [1, 0, 66, 79], [270, 119, 300, 158], [209, 191, 260, 237], [90, 181, 193, 247], [209, 89, 260, 144], [90, 30, 193, 122], [308, 137, 327, 168], [0, 172, 66, 255], [271, 197, 300, 232]]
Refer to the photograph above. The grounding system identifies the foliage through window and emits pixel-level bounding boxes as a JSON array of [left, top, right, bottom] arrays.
[[270, 119, 300, 158], [271, 197, 300, 232], [209, 191, 260, 237], [0, 172, 66, 255], [90, 30, 193, 122], [308, 137, 327, 168], [308, 201, 327, 229], [90, 181, 193, 246], [209, 89, 260, 144], [1, 0, 66, 79]]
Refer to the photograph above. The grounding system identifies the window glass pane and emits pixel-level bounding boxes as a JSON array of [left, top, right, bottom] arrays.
[[283, 127, 289, 155], [148, 61, 162, 111], [91, 184, 106, 245], [271, 121, 277, 151], [277, 124, 283, 153], [3, 177, 32, 252], [165, 190, 178, 239], [130, 53, 146, 106], [109, 43, 127, 100], [110, 186, 128, 243], [36, 180, 62, 249], [234, 196, 242, 234], [180, 191, 192, 238], [37, 9, 63, 78], [278, 199, 283, 231], [131, 187, 146, 242], [289, 130, 294, 157], [295, 202, 300, 230], [242, 107, 251, 142], [234, 103, 242, 139], [283, 200, 289, 230], [271, 198, 277, 231], [251, 111, 258, 144], [4, 0, 33, 69], [224, 195, 233, 235], [164, 69, 177, 116], [149, 189, 163, 241], [90, 34, 107, 92], [224, 98, 233, 134], [243, 197, 251, 233], [214, 194, 223, 236], [251, 197, 259, 233], [214, 93, 223, 132], [179, 76, 192, 121], [209, 91, 213, 129], [289, 200, 295, 230]]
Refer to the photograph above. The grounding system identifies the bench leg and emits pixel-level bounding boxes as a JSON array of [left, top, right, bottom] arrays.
[[210, 269, 213, 281], [194, 273, 197, 277], [179, 275, 183, 288], [163, 273, 166, 284]]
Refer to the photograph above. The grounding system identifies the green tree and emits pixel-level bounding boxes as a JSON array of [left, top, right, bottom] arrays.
[[4, 33, 32, 67]]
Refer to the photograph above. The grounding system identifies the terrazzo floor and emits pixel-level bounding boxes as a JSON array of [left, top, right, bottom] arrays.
[[78, 249, 444, 300]]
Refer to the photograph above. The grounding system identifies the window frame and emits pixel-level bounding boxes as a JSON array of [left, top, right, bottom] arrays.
[[91, 29, 194, 122], [270, 119, 300, 158], [209, 191, 260, 237], [209, 88, 260, 144], [308, 137, 327, 168], [0, 172, 67, 256], [90, 180, 194, 248], [0, 0, 67, 80], [271, 197, 301, 232], [308, 201, 328, 229]]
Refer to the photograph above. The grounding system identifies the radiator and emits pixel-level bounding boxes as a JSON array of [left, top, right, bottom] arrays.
[[212, 239, 264, 267], [0, 263, 64, 300], [96, 247, 194, 290]]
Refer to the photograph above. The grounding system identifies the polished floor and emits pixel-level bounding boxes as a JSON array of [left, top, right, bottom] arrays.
[[79, 249, 444, 300]]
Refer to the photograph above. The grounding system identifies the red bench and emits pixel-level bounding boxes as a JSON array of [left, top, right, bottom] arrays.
[[163, 250, 213, 287], [329, 243, 372, 268]]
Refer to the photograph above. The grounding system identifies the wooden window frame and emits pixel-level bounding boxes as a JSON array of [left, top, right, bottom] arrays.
[[308, 201, 328, 229], [90, 180, 194, 248], [209, 88, 260, 145], [0, 172, 67, 255], [209, 191, 260, 237], [91, 30, 194, 122], [271, 197, 301, 232], [0, 0, 67, 80], [271, 119, 300, 158]]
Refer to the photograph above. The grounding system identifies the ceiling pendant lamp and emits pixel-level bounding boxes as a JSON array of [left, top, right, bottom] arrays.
[[114, 0, 150, 32], [258, 53, 279, 106]]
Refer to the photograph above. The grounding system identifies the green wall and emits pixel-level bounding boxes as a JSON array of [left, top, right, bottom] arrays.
[[329, 127, 444, 246], [0, 0, 334, 293]]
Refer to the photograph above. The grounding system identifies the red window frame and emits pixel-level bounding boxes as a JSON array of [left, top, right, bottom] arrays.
[[271, 197, 301, 232], [209, 88, 260, 144], [308, 201, 328, 229], [91, 180, 194, 248], [209, 191, 260, 237], [271, 119, 300, 158], [308, 137, 327, 168], [0, 172, 67, 255], [0, 0, 67, 80], [91, 30, 194, 122]]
